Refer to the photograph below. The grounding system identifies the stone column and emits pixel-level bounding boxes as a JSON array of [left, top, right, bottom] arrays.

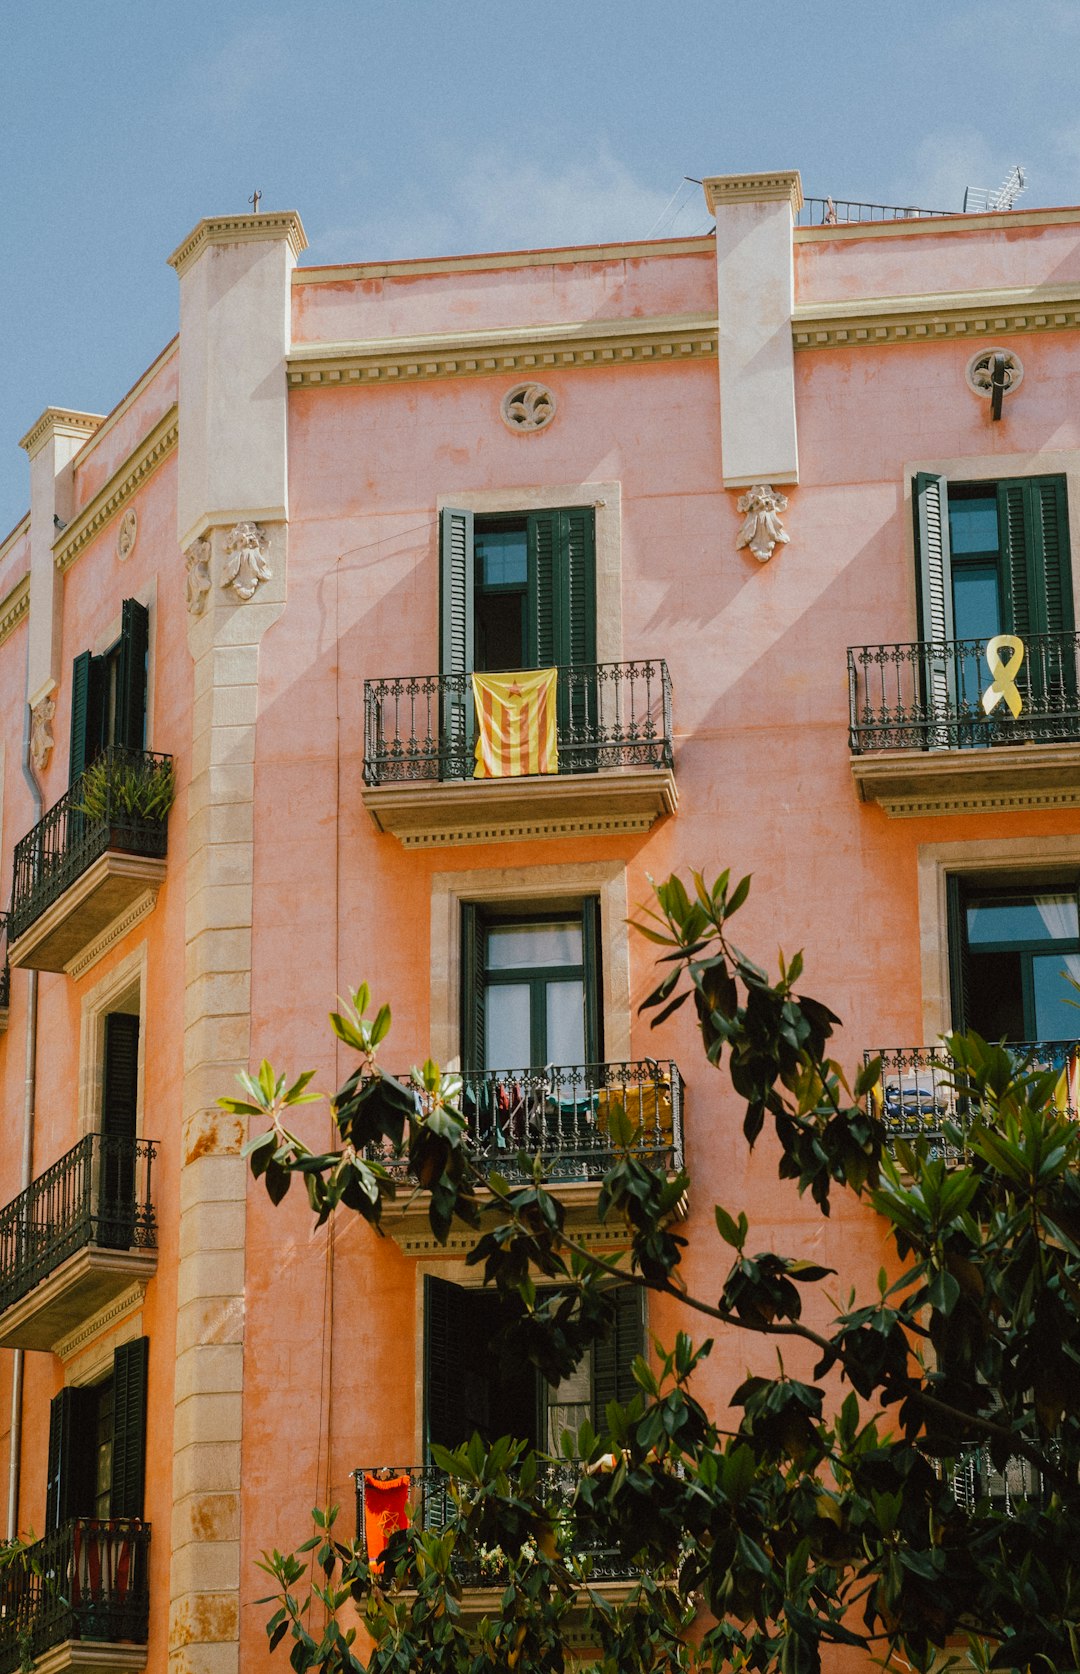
[[19, 408, 102, 761], [703, 172, 803, 489], [167, 211, 306, 1674]]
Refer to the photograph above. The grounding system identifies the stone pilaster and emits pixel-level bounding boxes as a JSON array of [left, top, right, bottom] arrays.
[[168, 211, 304, 1674], [19, 408, 102, 713]]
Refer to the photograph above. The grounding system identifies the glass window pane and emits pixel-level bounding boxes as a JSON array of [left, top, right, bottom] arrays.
[[967, 894, 1079, 945], [487, 922, 583, 970], [476, 529, 527, 588], [952, 564, 1002, 642], [949, 496, 999, 555], [1033, 953, 1080, 1040], [546, 980, 585, 1065], [485, 984, 531, 1070]]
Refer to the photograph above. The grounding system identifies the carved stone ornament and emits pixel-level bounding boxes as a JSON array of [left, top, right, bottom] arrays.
[[500, 382, 556, 433], [30, 694, 56, 772], [967, 347, 1024, 398], [116, 507, 138, 562], [222, 522, 271, 602], [735, 484, 790, 563], [184, 536, 212, 615]]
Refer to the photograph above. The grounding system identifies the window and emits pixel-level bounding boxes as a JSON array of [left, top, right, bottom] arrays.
[[99, 1010, 140, 1247], [947, 875, 1080, 1042], [460, 900, 602, 1073], [424, 1277, 641, 1455], [913, 474, 1074, 731], [45, 1337, 148, 1529], [69, 598, 149, 786]]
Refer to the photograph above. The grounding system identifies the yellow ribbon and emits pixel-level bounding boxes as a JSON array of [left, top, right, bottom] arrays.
[[981, 633, 1025, 718]]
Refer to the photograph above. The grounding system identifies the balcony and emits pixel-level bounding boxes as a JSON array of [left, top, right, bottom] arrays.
[[847, 634, 1080, 816], [9, 749, 172, 974], [0, 914, 9, 1031], [361, 662, 676, 847], [0, 1519, 150, 1674], [354, 1461, 637, 1593], [0, 1133, 158, 1352], [868, 1041, 1075, 1159], [375, 1060, 684, 1253]]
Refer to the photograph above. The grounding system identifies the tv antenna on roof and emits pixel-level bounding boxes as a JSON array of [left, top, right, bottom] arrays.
[[963, 166, 1026, 214]]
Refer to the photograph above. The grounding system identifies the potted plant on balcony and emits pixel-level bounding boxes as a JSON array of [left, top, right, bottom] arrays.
[[73, 754, 175, 848]]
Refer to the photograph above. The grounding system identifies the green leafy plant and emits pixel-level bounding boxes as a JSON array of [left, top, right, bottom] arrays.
[[231, 871, 1080, 1674], [72, 753, 175, 824]]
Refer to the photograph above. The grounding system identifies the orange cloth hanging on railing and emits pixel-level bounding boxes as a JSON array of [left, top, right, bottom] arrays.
[[363, 1473, 411, 1567], [472, 669, 558, 778]]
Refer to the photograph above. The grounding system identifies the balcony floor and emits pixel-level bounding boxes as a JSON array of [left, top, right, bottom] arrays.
[[363, 765, 677, 848], [8, 851, 166, 973], [34, 1643, 147, 1674], [0, 1245, 158, 1352], [851, 739, 1080, 817]]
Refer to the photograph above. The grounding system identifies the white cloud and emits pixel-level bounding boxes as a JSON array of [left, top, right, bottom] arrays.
[[315, 146, 696, 264]]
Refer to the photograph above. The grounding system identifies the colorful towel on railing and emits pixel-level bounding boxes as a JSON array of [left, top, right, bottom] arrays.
[[1053, 1046, 1080, 1116], [472, 668, 558, 778], [364, 1473, 411, 1567]]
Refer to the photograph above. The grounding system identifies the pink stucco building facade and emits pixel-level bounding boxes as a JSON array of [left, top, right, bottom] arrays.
[[0, 169, 1078, 1672]]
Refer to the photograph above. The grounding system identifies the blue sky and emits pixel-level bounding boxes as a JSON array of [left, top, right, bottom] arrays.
[[2, 0, 1079, 536]]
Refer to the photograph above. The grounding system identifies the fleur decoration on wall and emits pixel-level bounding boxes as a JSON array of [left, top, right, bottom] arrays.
[[501, 382, 556, 433], [222, 522, 272, 602], [116, 508, 138, 562], [184, 537, 212, 615], [735, 484, 791, 564]]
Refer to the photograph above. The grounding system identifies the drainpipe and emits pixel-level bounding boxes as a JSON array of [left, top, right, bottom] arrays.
[[7, 696, 42, 1539]]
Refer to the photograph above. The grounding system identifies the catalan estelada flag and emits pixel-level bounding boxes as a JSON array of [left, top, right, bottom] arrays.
[[472, 668, 559, 778]]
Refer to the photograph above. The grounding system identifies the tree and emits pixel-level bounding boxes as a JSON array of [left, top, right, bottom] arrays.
[[226, 871, 1080, 1674]]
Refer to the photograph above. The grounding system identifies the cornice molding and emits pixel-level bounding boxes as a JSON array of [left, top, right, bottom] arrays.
[[66, 890, 157, 979], [851, 740, 1080, 817], [0, 574, 29, 647], [70, 336, 178, 474], [55, 1280, 147, 1365], [19, 408, 103, 459], [168, 210, 308, 277], [703, 171, 804, 213], [0, 513, 29, 563], [54, 407, 178, 573], [293, 235, 711, 285], [287, 313, 717, 389], [792, 284, 1080, 350]]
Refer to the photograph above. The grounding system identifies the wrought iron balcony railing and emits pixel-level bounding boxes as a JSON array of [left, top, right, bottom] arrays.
[[375, 1061, 684, 1183], [0, 1132, 158, 1317], [10, 748, 173, 941], [798, 196, 950, 226], [0, 1518, 150, 1674], [848, 634, 1080, 754], [867, 1042, 1076, 1154], [363, 662, 672, 785], [0, 913, 9, 1011], [354, 1462, 636, 1584]]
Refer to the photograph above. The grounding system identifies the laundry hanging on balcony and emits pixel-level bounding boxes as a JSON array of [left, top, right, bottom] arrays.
[[472, 668, 559, 778], [363, 1472, 412, 1567]]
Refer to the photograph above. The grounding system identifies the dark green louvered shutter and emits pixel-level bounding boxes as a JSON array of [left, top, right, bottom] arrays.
[[998, 477, 1075, 714], [460, 903, 486, 1073], [115, 599, 149, 752], [561, 509, 597, 668], [100, 1013, 139, 1248], [591, 1285, 644, 1433], [69, 652, 107, 787], [110, 1336, 149, 1520], [45, 1386, 98, 1531], [946, 875, 971, 1033], [425, 1278, 473, 1453], [529, 512, 558, 667], [582, 896, 602, 1064], [439, 510, 475, 777]]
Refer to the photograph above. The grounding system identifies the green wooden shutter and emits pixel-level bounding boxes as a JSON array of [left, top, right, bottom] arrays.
[[946, 875, 971, 1033], [68, 652, 107, 787], [460, 903, 486, 1073], [45, 1386, 98, 1531], [100, 1013, 139, 1249], [439, 509, 475, 777], [913, 474, 955, 646], [528, 512, 558, 668], [591, 1284, 644, 1431], [115, 599, 149, 752], [424, 1277, 472, 1453], [581, 896, 602, 1064], [561, 509, 597, 669], [110, 1336, 149, 1519]]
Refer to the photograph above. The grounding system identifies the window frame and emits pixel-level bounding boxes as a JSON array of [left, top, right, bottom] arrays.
[[461, 900, 602, 1073], [946, 873, 1080, 1040]]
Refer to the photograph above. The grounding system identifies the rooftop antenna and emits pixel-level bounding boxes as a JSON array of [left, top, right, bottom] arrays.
[[963, 165, 1026, 214], [248, 189, 263, 214]]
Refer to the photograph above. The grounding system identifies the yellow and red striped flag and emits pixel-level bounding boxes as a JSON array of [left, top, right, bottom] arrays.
[[472, 668, 559, 778]]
